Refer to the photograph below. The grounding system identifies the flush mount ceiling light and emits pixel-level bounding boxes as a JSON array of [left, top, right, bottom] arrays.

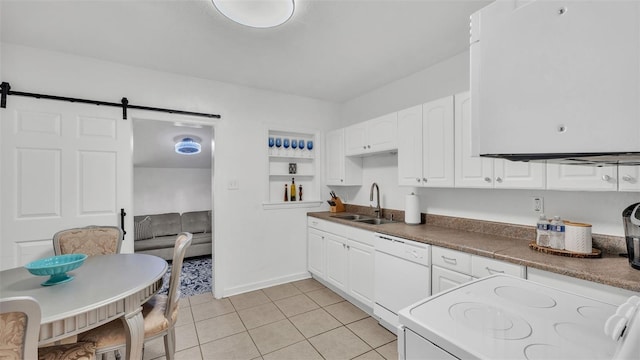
[[212, 0, 295, 28], [174, 136, 202, 155]]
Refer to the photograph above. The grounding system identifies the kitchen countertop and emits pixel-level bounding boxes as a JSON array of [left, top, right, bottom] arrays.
[[308, 211, 640, 293]]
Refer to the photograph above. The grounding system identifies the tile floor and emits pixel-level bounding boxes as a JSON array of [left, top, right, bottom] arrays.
[[142, 278, 398, 360]]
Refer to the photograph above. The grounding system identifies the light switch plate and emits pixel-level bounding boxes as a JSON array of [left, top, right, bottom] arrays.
[[228, 179, 239, 190]]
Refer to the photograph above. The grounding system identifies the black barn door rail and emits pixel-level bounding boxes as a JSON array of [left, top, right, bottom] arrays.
[[0, 82, 221, 120]]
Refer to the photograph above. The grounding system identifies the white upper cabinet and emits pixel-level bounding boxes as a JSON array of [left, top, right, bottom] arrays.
[[325, 128, 362, 186], [345, 113, 397, 156], [619, 166, 640, 192], [398, 97, 454, 187], [547, 164, 618, 191], [455, 91, 545, 189]]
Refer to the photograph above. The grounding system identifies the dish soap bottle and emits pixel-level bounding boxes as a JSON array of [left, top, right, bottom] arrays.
[[536, 214, 550, 247], [290, 178, 296, 202], [549, 216, 565, 250]]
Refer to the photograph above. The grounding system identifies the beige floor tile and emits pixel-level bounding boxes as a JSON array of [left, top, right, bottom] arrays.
[[229, 290, 271, 310], [288, 308, 342, 338], [305, 288, 344, 307], [200, 332, 260, 360], [195, 312, 246, 344], [188, 292, 215, 306], [347, 317, 396, 348], [291, 278, 325, 293], [308, 326, 371, 360], [262, 283, 302, 301], [176, 306, 194, 327], [191, 298, 235, 321], [262, 340, 323, 360], [274, 294, 319, 317], [179, 298, 192, 309], [324, 301, 369, 324], [376, 340, 398, 360], [175, 346, 203, 360], [248, 319, 305, 355], [175, 322, 201, 352], [237, 302, 286, 329], [354, 350, 386, 360]]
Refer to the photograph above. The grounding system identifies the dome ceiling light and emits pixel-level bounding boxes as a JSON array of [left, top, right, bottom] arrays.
[[174, 136, 202, 155], [212, 0, 295, 28]]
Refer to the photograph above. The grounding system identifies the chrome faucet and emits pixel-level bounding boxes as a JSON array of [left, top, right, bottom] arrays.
[[370, 182, 381, 218]]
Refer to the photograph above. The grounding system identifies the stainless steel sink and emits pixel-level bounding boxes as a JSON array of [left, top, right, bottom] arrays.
[[354, 218, 396, 225], [330, 214, 372, 221]]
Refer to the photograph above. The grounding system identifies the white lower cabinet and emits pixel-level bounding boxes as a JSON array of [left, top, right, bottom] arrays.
[[432, 265, 473, 294], [307, 217, 375, 310]]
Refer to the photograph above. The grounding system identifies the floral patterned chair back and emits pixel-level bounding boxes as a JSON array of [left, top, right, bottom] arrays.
[[53, 226, 123, 257], [0, 296, 96, 360]]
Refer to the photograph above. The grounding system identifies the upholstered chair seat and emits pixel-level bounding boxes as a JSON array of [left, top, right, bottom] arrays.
[[0, 297, 97, 360]]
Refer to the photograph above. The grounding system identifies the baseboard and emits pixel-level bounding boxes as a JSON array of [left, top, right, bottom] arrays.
[[223, 271, 311, 297], [311, 276, 374, 318]]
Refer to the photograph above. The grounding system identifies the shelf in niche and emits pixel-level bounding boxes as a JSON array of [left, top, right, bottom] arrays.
[[269, 173, 314, 177], [268, 154, 315, 160]]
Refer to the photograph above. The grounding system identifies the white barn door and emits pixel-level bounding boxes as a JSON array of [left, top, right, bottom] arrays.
[[1, 97, 132, 270]]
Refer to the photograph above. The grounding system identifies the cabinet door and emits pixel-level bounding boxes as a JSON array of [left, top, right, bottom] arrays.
[[347, 239, 375, 308], [423, 96, 454, 187], [432, 265, 472, 295], [344, 123, 368, 156], [368, 113, 398, 153], [307, 228, 325, 278], [619, 166, 640, 192], [547, 164, 618, 191], [454, 91, 494, 188], [398, 105, 424, 186], [494, 159, 546, 189], [325, 128, 345, 185], [325, 233, 348, 291]]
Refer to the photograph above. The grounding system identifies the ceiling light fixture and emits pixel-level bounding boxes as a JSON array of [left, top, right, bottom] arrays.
[[212, 0, 295, 28], [174, 136, 202, 155]]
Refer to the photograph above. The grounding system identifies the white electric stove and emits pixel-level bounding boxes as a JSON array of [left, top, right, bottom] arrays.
[[398, 274, 640, 360]]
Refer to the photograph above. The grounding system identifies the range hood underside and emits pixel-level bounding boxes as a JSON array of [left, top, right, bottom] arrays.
[[481, 152, 640, 166]]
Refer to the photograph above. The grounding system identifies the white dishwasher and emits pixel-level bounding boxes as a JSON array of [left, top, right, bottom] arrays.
[[374, 233, 431, 332]]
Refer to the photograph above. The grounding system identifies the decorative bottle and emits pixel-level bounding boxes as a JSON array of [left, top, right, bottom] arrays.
[[536, 214, 550, 247], [549, 216, 565, 250], [290, 178, 296, 202], [284, 184, 288, 202], [299, 184, 303, 201]]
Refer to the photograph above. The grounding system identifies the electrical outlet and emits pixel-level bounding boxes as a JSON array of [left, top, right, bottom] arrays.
[[228, 179, 239, 190], [532, 197, 544, 213]]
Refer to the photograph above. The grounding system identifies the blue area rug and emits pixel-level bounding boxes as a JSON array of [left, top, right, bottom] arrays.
[[159, 255, 212, 298]]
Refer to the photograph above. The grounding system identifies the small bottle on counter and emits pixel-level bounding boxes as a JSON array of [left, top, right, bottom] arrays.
[[299, 184, 303, 201], [290, 178, 297, 201], [549, 216, 565, 249], [536, 214, 550, 247], [284, 184, 288, 202]]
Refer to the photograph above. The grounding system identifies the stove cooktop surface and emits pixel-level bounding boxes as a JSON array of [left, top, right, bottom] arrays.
[[399, 275, 619, 360]]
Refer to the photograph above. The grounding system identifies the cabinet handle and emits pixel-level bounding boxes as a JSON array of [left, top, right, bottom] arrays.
[[343, 243, 346, 248], [347, 245, 350, 250], [622, 175, 634, 182], [363, 146, 367, 149], [602, 174, 611, 181], [486, 267, 504, 275], [367, 145, 371, 149], [496, 177, 503, 183], [422, 178, 428, 182], [340, 179, 344, 182], [416, 178, 421, 183], [442, 256, 457, 265], [484, 177, 491, 183]]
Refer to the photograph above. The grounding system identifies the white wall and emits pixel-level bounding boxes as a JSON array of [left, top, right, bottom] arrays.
[[1, 43, 340, 297], [134, 167, 212, 215], [337, 51, 640, 237]]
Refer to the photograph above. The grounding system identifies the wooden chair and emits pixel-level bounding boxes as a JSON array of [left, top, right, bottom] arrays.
[[53, 226, 123, 256], [0, 296, 96, 360], [78, 232, 192, 360]]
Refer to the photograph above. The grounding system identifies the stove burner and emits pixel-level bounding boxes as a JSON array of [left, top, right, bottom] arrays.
[[554, 322, 616, 357], [577, 305, 612, 322], [449, 302, 532, 340], [494, 286, 557, 308]]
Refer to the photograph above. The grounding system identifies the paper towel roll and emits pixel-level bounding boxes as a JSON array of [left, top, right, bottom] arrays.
[[564, 221, 592, 254], [405, 193, 421, 225]]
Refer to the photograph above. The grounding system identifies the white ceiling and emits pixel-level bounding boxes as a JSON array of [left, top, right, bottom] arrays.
[[1, 0, 491, 169], [0, 0, 490, 103]]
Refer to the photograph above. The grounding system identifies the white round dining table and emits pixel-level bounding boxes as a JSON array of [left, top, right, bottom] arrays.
[[0, 253, 168, 360]]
